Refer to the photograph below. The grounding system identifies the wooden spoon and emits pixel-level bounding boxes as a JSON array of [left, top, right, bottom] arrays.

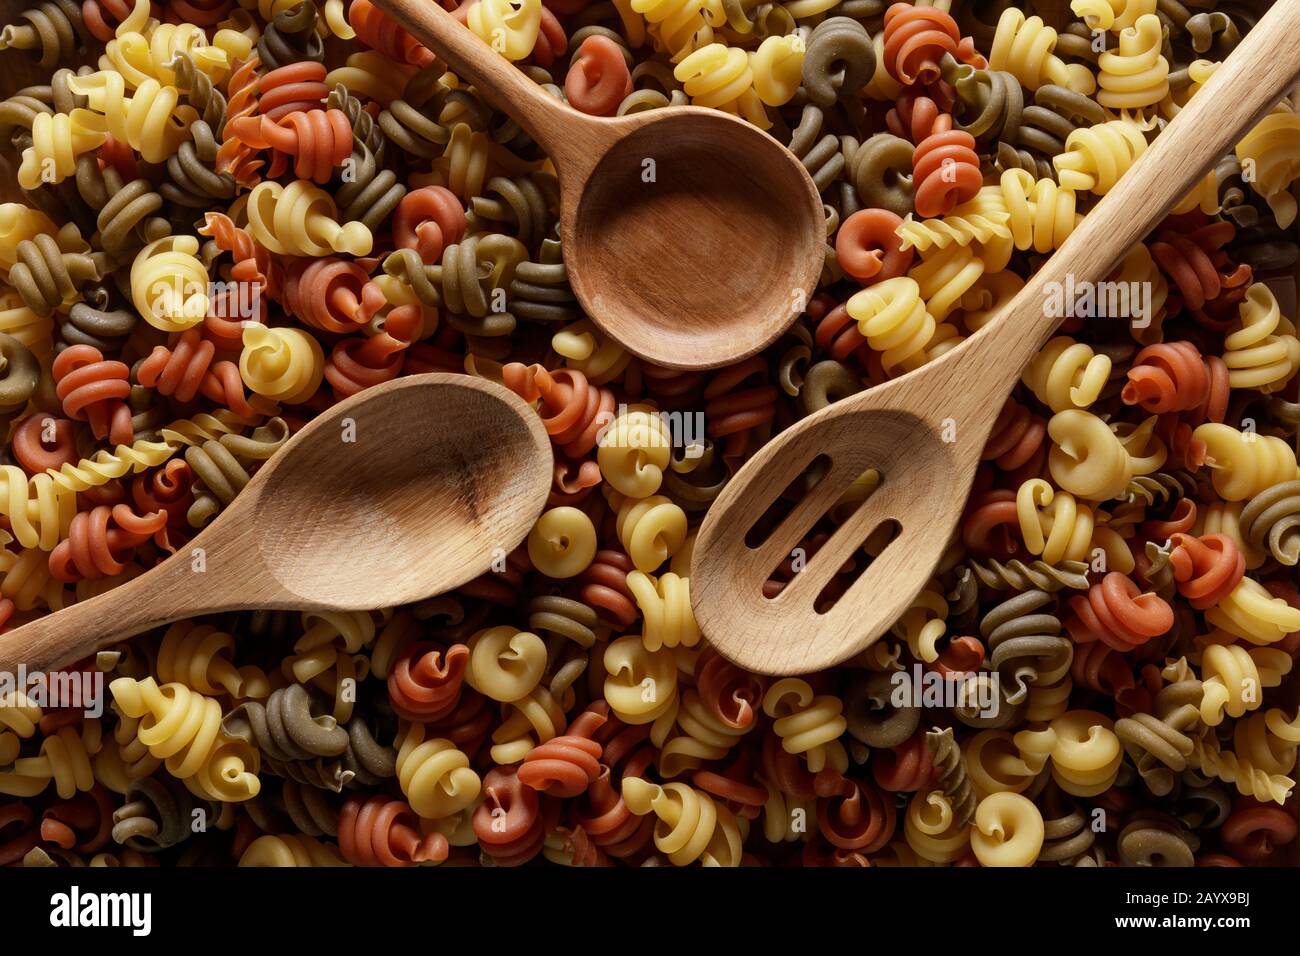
[[690, 0, 1300, 675], [0, 374, 552, 674], [370, 0, 824, 371]]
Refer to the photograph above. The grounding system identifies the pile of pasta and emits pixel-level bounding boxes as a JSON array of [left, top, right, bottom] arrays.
[[0, 0, 1297, 869]]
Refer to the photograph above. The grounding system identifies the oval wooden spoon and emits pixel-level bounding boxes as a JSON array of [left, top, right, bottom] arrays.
[[691, 0, 1300, 675], [0, 374, 552, 674], [370, 0, 824, 371]]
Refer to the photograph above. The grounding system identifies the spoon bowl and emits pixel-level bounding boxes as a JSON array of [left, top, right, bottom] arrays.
[[254, 374, 551, 607], [372, 0, 824, 370], [565, 109, 825, 363], [692, 367, 982, 675], [0, 373, 552, 674]]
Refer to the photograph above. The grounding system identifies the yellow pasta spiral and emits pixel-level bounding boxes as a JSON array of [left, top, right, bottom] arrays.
[[989, 8, 1095, 93], [1054, 119, 1147, 194], [1190, 728, 1294, 805], [632, 0, 723, 61], [1232, 709, 1300, 780], [603, 634, 679, 727], [1048, 711, 1122, 796], [1199, 643, 1292, 726], [0, 467, 74, 551], [109, 677, 261, 801], [106, 710, 160, 781], [1223, 283, 1300, 392], [325, 51, 418, 104], [1206, 577, 1300, 647], [607, 489, 688, 572], [998, 169, 1079, 253], [239, 325, 325, 404], [0, 690, 41, 765], [1197, 501, 1267, 570], [1040, 712, 1123, 796], [527, 506, 597, 578], [131, 235, 210, 332], [0, 204, 59, 267], [762, 677, 848, 775], [761, 784, 815, 842], [963, 730, 1040, 797], [1016, 478, 1095, 564], [1095, 14, 1168, 111], [394, 720, 481, 819], [281, 609, 376, 707], [100, 0, 233, 88], [321, 0, 354, 38], [597, 405, 672, 498], [1048, 409, 1136, 500], [1022, 336, 1112, 412], [1026, 675, 1073, 723], [891, 581, 948, 663], [159, 408, 256, 449], [627, 569, 699, 651], [909, 245, 985, 323], [904, 791, 971, 863], [674, 43, 768, 128], [467, 0, 542, 61], [1194, 424, 1300, 501], [1109, 242, 1170, 343], [157, 621, 271, 699], [969, 791, 1044, 866], [490, 684, 566, 763], [749, 34, 803, 107], [68, 72, 198, 163], [1071, 0, 1155, 32], [0, 289, 54, 357], [895, 187, 1012, 253], [413, 123, 538, 201], [622, 777, 743, 866], [0, 541, 66, 610], [45, 440, 178, 494], [552, 318, 632, 384], [17, 111, 108, 189], [957, 270, 1023, 333], [846, 275, 937, 375], [0, 720, 102, 798], [465, 625, 548, 703], [245, 180, 373, 257]]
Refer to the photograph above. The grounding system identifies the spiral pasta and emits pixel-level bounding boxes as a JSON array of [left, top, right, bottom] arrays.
[[0, 0, 1294, 875], [109, 677, 261, 801]]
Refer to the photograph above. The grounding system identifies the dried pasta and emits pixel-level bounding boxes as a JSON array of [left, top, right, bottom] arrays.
[[0, 0, 1295, 874]]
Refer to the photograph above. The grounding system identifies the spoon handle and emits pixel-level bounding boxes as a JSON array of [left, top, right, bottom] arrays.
[[960, 0, 1300, 381], [0, 487, 293, 674], [0, 553, 237, 675], [369, 0, 585, 158]]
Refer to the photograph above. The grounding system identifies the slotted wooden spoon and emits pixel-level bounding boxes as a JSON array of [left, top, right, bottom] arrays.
[[0, 374, 552, 674], [370, 0, 824, 371], [691, 0, 1300, 675]]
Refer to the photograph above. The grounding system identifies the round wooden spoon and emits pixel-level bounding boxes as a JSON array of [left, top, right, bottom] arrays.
[[691, 0, 1300, 675], [0, 374, 552, 674], [370, 0, 824, 371]]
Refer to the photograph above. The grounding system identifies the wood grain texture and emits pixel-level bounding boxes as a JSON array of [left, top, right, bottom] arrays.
[[0, 374, 553, 674], [691, 0, 1300, 676], [371, 0, 825, 371]]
